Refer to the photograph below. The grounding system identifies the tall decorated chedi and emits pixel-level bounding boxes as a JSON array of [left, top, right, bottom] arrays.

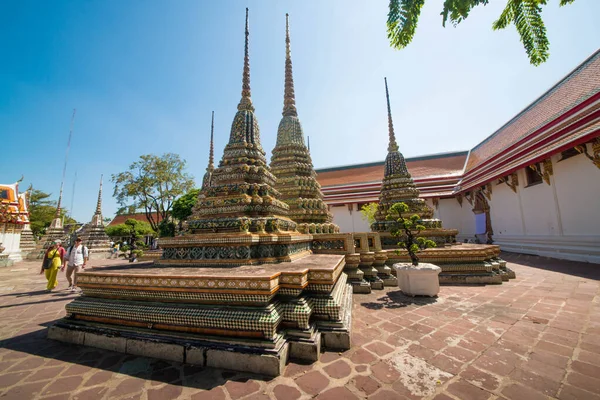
[[270, 14, 339, 235], [180, 8, 312, 264], [77, 175, 112, 259], [201, 111, 215, 191], [371, 78, 457, 246], [29, 190, 68, 259]]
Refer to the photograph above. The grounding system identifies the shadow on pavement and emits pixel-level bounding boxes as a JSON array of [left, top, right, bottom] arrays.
[[360, 290, 438, 310], [501, 251, 600, 280]]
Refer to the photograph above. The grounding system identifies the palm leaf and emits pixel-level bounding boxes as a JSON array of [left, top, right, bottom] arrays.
[[441, 0, 490, 27], [387, 0, 426, 49]]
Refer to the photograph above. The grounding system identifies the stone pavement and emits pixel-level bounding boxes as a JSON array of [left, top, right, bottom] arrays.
[[0, 253, 599, 400]]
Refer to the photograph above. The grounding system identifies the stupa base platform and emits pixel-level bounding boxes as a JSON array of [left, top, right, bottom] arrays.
[[48, 320, 290, 376], [384, 243, 516, 285], [48, 254, 352, 376]]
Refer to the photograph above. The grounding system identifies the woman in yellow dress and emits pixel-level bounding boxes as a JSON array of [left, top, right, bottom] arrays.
[[39, 240, 66, 292]]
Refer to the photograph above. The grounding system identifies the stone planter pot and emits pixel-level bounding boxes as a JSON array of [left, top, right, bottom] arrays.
[[394, 263, 441, 297]]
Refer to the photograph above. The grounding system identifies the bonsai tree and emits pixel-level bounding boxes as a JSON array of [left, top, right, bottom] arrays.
[[359, 202, 378, 225], [387, 202, 436, 266]]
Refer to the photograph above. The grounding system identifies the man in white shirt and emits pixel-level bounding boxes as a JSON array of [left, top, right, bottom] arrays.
[[61, 238, 89, 292]]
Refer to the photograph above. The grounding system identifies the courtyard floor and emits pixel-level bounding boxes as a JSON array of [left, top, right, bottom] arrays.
[[0, 253, 599, 400]]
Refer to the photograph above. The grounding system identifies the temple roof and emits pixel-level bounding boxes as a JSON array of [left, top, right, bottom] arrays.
[[466, 49, 600, 174], [0, 182, 30, 224], [316, 151, 468, 188]]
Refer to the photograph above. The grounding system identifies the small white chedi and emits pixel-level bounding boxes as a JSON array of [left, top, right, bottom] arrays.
[[395, 263, 441, 297]]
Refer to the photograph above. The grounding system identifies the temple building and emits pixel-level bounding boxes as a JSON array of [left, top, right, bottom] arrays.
[[0, 180, 32, 263], [317, 49, 600, 264]]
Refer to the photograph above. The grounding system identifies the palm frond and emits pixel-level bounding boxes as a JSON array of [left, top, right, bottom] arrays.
[[493, 0, 549, 66], [441, 0, 489, 27], [387, 0, 426, 50]]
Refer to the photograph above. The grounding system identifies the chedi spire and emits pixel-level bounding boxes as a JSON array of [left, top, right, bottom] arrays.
[[270, 13, 338, 234], [201, 111, 215, 190]]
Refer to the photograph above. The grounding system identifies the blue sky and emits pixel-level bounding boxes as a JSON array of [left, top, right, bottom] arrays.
[[1, 0, 599, 222]]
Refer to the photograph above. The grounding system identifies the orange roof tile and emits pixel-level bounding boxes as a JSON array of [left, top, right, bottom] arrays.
[[108, 213, 163, 227], [466, 49, 600, 173], [316, 152, 468, 188]]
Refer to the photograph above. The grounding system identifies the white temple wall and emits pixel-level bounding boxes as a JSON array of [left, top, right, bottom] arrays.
[[0, 224, 23, 262], [434, 198, 477, 242], [490, 151, 600, 263], [330, 204, 371, 233]]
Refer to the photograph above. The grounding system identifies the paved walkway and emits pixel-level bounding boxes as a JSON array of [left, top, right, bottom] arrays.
[[0, 253, 598, 400]]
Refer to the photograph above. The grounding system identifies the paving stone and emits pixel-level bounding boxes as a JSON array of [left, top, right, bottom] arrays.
[[365, 341, 395, 357], [294, 371, 329, 396], [0, 371, 30, 387], [147, 383, 183, 400], [367, 389, 405, 400], [323, 360, 352, 379], [224, 378, 261, 399], [72, 385, 109, 400], [501, 383, 551, 400], [84, 370, 113, 387], [190, 387, 227, 400], [370, 361, 400, 384], [446, 380, 492, 400], [558, 384, 600, 400], [110, 377, 146, 397], [350, 348, 377, 364], [352, 375, 381, 395], [536, 340, 574, 357], [406, 344, 435, 361], [0, 380, 49, 400], [459, 365, 501, 391], [442, 346, 477, 363], [41, 376, 84, 396], [428, 354, 462, 375], [273, 384, 302, 400], [565, 371, 600, 395], [283, 362, 312, 378], [509, 368, 561, 397], [316, 386, 359, 399]]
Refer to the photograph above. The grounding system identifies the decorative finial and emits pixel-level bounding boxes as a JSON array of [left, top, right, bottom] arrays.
[[238, 8, 254, 111], [55, 190, 62, 219], [384, 77, 399, 152], [208, 111, 215, 170], [307, 136, 310, 152], [95, 175, 103, 215], [283, 13, 297, 117]]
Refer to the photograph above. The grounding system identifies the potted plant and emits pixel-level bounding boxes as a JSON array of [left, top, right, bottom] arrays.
[[387, 202, 440, 297]]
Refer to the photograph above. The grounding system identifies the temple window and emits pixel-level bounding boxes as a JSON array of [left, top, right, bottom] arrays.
[[0, 190, 8, 200], [559, 147, 580, 161], [525, 163, 543, 187]]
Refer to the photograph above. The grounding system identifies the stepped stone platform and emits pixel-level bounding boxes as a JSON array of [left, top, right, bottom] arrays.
[[48, 254, 352, 375]]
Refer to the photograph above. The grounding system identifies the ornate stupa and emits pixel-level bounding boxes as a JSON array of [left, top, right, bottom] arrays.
[[29, 191, 68, 259], [270, 14, 339, 235], [77, 175, 112, 259], [178, 9, 312, 264], [371, 78, 457, 245], [19, 187, 36, 258], [201, 111, 215, 191]]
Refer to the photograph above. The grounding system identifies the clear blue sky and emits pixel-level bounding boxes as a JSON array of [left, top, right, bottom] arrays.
[[1, 0, 599, 222]]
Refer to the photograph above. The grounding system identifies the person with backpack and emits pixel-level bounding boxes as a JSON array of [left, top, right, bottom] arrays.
[[39, 240, 66, 292], [61, 237, 89, 292]]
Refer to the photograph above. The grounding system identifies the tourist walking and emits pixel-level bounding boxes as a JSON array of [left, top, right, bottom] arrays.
[[62, 237, 88, 292], [39, 240, 66, 292]]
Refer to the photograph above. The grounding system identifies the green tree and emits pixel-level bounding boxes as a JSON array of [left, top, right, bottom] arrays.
[[387, 0, 576, 66], [359, 203, 379, 225], [171, 189, 201, 222], [112, 153, 194, 232], [105, 219, 155, 238], [28, 189, 76, 236], [387, 202, 436, 266]]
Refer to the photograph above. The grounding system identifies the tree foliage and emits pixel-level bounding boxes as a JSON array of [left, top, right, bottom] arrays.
[[387, 202, 436, 266], [28, 189, 76, 236], [112, 153, 194, 232], [105, 219, 154, 238], [171, 188, 201, 222], [359, 203, 379, 225], [387, 0, 577, 66]]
